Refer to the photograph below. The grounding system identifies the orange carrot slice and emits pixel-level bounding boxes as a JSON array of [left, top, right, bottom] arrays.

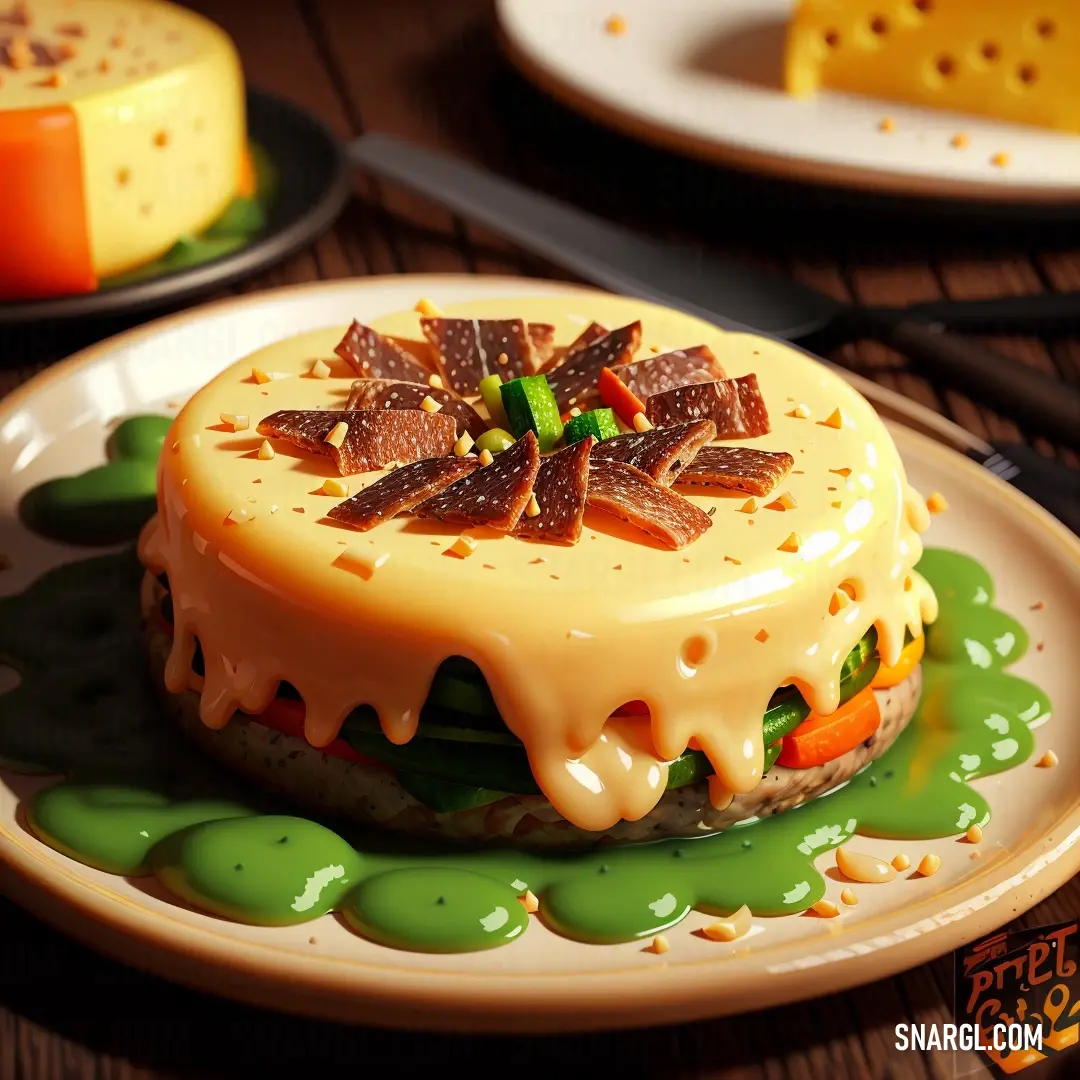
[[776, 685, 881, 769], [871, 635, 925, 689], [598, 366, 645, 427]]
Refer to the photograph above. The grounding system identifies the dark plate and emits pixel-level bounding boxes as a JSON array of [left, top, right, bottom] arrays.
[[0, 88, 351, 327]]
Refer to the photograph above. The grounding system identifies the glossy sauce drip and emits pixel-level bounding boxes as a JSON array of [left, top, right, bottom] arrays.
[[2, 547, 1051, 952], [137, 296, 938, 832]]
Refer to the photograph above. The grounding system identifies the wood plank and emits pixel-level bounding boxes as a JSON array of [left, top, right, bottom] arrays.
[[934, 256, 1064, 462], [181, 0, 355, 280], [307, 0, 493, 276]]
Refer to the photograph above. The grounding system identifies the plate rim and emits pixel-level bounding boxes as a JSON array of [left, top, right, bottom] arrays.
[[1, 275, 1080, 1033], [495, 0, 1080, 207], [0, 87, 351, 327]]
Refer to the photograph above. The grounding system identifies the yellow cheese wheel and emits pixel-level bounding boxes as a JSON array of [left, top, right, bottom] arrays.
[[0, 0, 245, 299], [785, 1, 1078, 134]]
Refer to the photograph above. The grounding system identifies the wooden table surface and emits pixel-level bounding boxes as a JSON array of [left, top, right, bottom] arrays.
[[2, 2, 1078, 1077]]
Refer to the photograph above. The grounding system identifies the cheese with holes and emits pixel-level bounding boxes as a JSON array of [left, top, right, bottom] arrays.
[[785, 1, 1078, 134], [0, 0, 245, 300]]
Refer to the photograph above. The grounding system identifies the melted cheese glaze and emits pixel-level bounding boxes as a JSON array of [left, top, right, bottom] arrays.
[[138, 295, 937, 833]]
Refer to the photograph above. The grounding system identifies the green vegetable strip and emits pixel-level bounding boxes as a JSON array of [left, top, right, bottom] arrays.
[[763, 741, 782, 772], [499, 374, 564, 452], [563, 408, 619, 445], [478, 374, 509, 430], [473, 428, 516, 455]]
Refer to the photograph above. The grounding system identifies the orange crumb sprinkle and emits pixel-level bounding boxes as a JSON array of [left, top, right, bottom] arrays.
[[991, 152, 1011, 168], [778, 532, 801, 553], [754, 629, 769, 643], [765, 492, 797, 511], [829, 589, 852, 616], [926, 491, 948, 514], [950, 133, 970, 149], [737, 498, 757, 514], [916, 853, 941, 877], [878, 117, 896, 133], [818, 408, 845, 429], [604, 14, 627, 36]]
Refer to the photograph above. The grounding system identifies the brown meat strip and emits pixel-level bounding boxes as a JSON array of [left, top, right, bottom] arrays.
[[257, 410, 457, 475], [644, 374, 771, 438], [586, 459, 712, 550], [545, 321, 641, 411], [345, 379, 487, 440], [414, 430, 540, 531], [420, 317, 533, 397], [345, 378, 406, 409], [335, 322, 432, 383], [513, 436, 594, 544], [327, 457, 481, 532], [527, 323, 557, 371], [589, 420, 715, 487], [616, 345, 726, 399], [539, 321, 609, 374], [676, 446, 795, 497]]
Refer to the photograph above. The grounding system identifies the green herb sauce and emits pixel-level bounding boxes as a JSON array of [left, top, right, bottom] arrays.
[[0, 547, 1050, 953]]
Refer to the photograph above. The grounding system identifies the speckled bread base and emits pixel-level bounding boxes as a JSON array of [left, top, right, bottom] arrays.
[[141, 572, 921, 848]]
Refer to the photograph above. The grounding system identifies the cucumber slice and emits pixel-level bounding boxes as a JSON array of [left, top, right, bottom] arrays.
[[427, 672, 500, 721], [395, 771, 508, 813], [343, 708, 520, 746], [341, 728, 543, 795], [763, 740, 782, 773]]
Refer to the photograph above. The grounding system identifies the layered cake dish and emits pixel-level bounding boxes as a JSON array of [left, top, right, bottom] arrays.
[[137, 293, 939, 847], [0, 0, 246, 301], [786, 1, 1076, 133]]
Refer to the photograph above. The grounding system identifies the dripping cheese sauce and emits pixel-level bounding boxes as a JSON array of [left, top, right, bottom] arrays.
[[137, 295, 937, 833]]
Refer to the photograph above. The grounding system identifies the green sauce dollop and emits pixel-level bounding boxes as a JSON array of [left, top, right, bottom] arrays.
[[0, 547, 1052, 953]]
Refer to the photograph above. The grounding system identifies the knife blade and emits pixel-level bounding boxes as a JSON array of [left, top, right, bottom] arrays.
[[348, 133, 1080, 449], [347, 133, 1080, 532]]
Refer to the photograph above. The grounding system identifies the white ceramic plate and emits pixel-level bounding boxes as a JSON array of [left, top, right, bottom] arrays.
[[1, 275, 1079, 1033], [497, 0, 1080, 204]]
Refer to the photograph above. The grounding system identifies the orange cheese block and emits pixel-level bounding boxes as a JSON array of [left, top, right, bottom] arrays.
[[0, 105, 96, 299], [786, 1, 1080, 134], [0, 0, 247, 302]]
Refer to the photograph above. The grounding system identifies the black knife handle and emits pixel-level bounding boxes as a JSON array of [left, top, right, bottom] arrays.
[[882, 319, 1080, 449], [973, 442, 1080, 535], [897, 291, 1080, 335]]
